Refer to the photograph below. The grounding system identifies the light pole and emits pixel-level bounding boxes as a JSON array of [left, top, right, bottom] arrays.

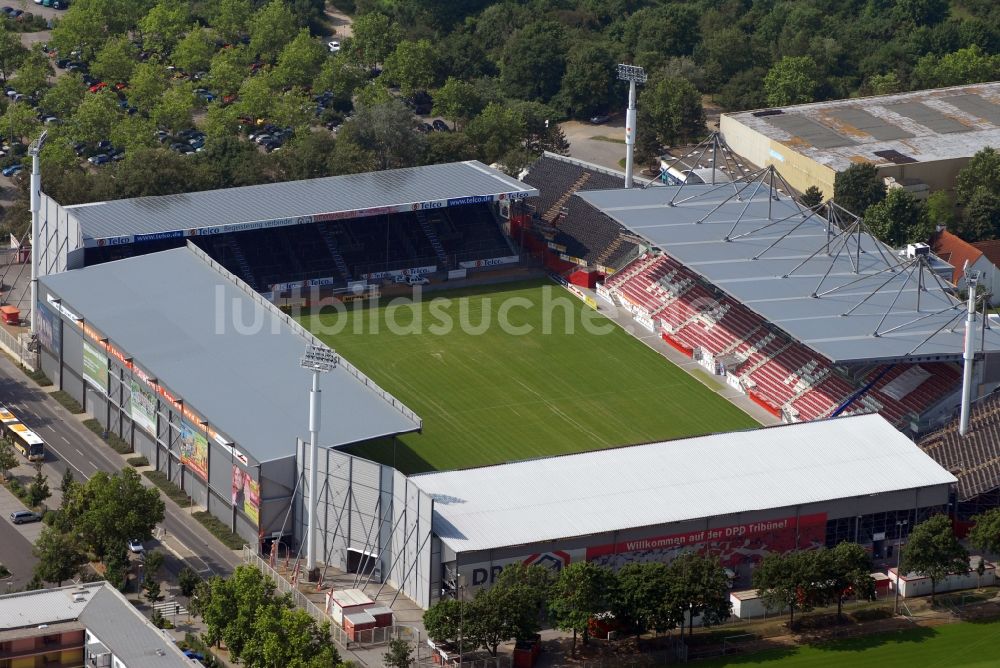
[[617, 64, 647, 189], [894, 519, 908, 615], [457, 574, 466, 667], [300, 344, 337, 577], [960, 269, 980, 436], [28, 130, 47, 336]]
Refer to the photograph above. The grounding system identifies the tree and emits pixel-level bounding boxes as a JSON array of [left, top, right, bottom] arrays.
[[465, 102, 526, 166], [383, 39, 440, 98], [834, 162, 886, 218], [212, 0, 253, 44], [339, 99, 424, 170], [209, 48, 251, 98], [465, 563, 555, 655], [91, 36, 138, 85], [249, 0, 299, 63], [423, 597, 464, 646], [235, 74, 277, 123], [138, 0, 191, 56], [613, 562, 676, 638], [864, 189, 932, 246], [500, 21, 567, 103], [639, 76, 706, 148], [69, 90, 123, 144], [549, 561, 614, 655], [276, 132, 336, 181], [144, 549, 165, 578], [200, 566, 281, 658], [432, 77, 484, 131], [668, 552, 732, 637], [958, 189, 1000, 242], [424, 130, 477, 164], [867, 72, 903, 95], [383, 638, 413, 668], [900, 514, 969, 604], [144, 577, 163, 604], [558, 42, 618, 118], [0, 24, 25, 84], [801, 186, 824, 208], [27, 470, 51, 508], [273, 29, 328, 90], [109, 114, 158, 153], [12, 51, 53, 98], [60, 467, 164, 562], [969, 508, 1000, 560], [349, 12, 402, 68], [178, 566, 201, 598], [127, 62, 170, 115], [753, 550, 822, 629], [925, 190, 955, 230], [152, 83, 196, 133], [764, 56, 820, 107], [827, 542, 875, 620], [0, 439, 18, 481], [41, 73, 87, 120], [171, 28, 216, 76], [312, 54, 367, 103], [241, 604, 341, 668], [2, 101, 40, 145], [33, 526, 88, 586], [957, 148, 1000, 207], [271, 88, 314, 132]]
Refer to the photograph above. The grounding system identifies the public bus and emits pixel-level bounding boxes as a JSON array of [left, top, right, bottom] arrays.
[[0, 406, 45, 462]]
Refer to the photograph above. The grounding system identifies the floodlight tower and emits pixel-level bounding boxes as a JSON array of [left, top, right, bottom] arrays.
[[300, 344, 338, 575], [618, 64, 647, 189], [28, 130, 47, 335], [959, 269, 980, 436]]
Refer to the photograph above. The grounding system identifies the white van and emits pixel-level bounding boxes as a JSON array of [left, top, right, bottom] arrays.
[[394, 274, 429, 286]]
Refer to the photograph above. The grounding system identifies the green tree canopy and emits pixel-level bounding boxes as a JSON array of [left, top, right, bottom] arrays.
[[613, 562, 677, 638], [171, 28, 216, 76], [339, 98, 424, 170], [865, 189, 932, 246], [249, 0, 299, 63], [801, 185, 824, 208], [127, 61, 170, 115], [900, 514, 969, 603], [764, 56, 820, 106], [211, 0, 253, 44], [91, 36, 138, 85], [423, 597, 463, 646], [834, 162, 886, 217], [969, 508, 1000, 558], [209, 47, 251, 98], [383, 39, 440, 98], [668, 552, 732, 636], [500, 20, 568, 103], [152, 83, 196, 133], [549, 561, 615, 655], [349, 12, 402, 69], [2, 101, 41, 145], [432, 77, 484, 130], [12, 51, 54, 98], [465, 102, 527, 166], [33, 525, 88, 586], [753, 550, 824, 628], [138, 0, 192, 56], [0, 440, 17, 480], [273, 29, 328, 90], [558, 42, 618, 118], [639, 75, 706, 148], [0, 24, 25, 84]]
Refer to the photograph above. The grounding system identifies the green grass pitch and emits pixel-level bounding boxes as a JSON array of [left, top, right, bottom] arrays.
[[697, 619, 1000, 667], [301, 280, 757, 473]]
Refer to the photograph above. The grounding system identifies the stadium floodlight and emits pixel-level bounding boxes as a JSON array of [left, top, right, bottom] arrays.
[[28, 130, 47, 338], [617, 64, 647, 190], [300, 344, 338, 575], [959, 267, 980, 437]]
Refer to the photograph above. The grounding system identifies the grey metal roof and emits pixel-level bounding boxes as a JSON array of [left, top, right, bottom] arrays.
[[79, 586, 193, 667], [414, 415, 956, 553], [577, 182, 1000, 364], [40, 245, 421, 463], [66, 161, 537, 243], [0, 583, 94, 629]]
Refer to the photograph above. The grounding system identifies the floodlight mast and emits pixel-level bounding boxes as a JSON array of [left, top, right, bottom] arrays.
[[300, 344, 338, 575], [28, 131, 47, 336], [959, 267, 979, 437], [618, 64, 646, 189]]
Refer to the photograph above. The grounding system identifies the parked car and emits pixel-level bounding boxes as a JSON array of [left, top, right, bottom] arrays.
[[87, 153, 110, 165], [96, 139, 112, 152], [394, 274, 429, 286], [327, 40, 341, 53], [183, 651, 204, 661], [432, 119, 450, 132], [10, 510, 42, 524], [417, 122, 433, 133], [1, 164, 23, 177], [589, 114, 611, 124], [88, 81, 107, 93], [128, 538, 144, 554]]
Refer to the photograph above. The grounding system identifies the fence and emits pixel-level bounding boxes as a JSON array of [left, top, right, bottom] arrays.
[[241, 546, 417, 650], [0, 325, 34, 371], [416, 654, 511, 668]]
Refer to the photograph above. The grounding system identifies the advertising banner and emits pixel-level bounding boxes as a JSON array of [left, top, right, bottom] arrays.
[[179, 420, 209, 481], [232, 465, 261, 525], [82, 341, 108, 393], [458, 549, 587, 592], [586, 513, 828, 571], [361, 265, 437, 281], [129, 379, 157, 435], [458, 255, 519, 269], [34, 300, 61, 353]]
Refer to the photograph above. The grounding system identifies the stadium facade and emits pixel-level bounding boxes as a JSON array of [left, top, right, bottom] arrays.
[[720, 82, 1000, 199]]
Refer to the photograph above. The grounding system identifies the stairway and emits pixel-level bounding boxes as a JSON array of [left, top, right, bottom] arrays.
[[318, 226, 351, 280], [542, 172, 591, 223], [594, 235, 625, 267], [225, 236, 258, 291], [415, 211, 450, 268]]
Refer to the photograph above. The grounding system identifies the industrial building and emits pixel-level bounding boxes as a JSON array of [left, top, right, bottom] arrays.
[[36, 244, 422, 545], [720, 82, 1000, 199], [0, 582, 195, 667], [308, 414, 956, 607]]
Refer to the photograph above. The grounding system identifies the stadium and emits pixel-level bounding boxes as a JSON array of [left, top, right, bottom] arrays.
[[21, 144, 994, 610]]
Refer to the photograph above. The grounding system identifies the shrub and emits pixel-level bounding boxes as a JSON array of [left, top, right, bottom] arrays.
[[143, 471, 191, 507], [193, 511, 245, 550], [127, 455, 149, 467], [50, 391, 84, 414]]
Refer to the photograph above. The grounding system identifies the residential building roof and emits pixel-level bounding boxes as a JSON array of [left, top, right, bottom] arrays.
[[932, 229, 983, 283], [413, 415, 956, 553], [972, 239, 1000, 268]]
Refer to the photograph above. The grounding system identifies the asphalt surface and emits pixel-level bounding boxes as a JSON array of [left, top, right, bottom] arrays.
[[0, 513, 38, 590], [0, 353, 242, 583]]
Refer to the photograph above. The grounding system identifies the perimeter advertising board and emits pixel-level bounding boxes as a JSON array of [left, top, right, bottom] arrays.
[[34, 300, 61, 353], [458, 549, 587, 592], [129, 379, 157, 435], [179, 419, 209, 481], [232, 465, 261, 526], [82, 341, 108, 393]]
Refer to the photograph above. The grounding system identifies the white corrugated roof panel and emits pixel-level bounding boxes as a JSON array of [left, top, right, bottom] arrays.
[[413, 415, 956, 553]]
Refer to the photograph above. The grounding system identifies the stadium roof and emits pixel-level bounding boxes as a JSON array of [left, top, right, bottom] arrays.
[[66, 161, 537, 246], [577, 178, 1000, 363], [40, 245, 420, 463], [920, 393, 1000, 501], [414, 415, 956, 553], [724, 82, 1000, 172]]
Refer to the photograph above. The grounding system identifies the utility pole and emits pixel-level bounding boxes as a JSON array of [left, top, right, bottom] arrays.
[[300, 345, 337, 578], [960, 269, 980, 436], [28, 131, 47, 335], [618, 64, 647, 189]]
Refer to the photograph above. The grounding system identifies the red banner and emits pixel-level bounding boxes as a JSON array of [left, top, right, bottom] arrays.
[[586, 513, 827, 571]]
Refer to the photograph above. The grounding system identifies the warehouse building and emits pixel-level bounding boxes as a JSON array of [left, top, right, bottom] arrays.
[[308, 414, 956, 607], [36, 244, 421, 545], [720, 82, 1000, 199]]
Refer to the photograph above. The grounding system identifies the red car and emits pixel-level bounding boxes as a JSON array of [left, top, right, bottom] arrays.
[[88, 82, 107, 93]]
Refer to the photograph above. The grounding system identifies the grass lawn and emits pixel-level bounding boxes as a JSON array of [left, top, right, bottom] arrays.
[[698, 619, 1000, 667], [301, 280, 756, 473]]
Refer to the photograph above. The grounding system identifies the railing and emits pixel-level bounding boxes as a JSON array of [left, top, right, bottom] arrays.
[[0, 325, 35, 371]]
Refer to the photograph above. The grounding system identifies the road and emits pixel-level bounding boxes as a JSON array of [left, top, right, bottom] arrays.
[[0, 353, 242, 582]]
